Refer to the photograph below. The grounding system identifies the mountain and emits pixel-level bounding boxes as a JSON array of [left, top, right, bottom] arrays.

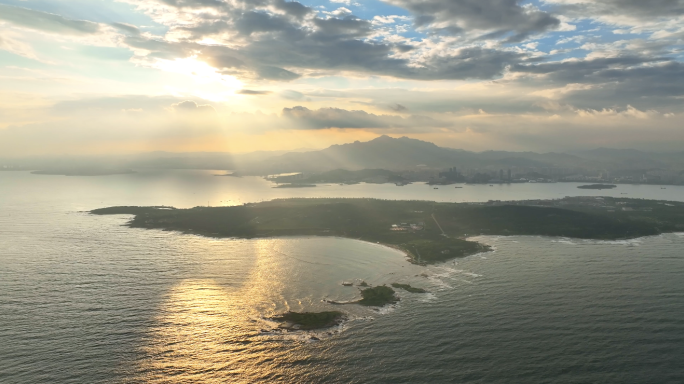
[[6, 136, 684, 177], [237, 135, 589, 174]]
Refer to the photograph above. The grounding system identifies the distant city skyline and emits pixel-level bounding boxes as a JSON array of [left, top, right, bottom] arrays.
[[1, 0, 683, 156]]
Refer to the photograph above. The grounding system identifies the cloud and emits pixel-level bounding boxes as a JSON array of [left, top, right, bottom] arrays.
[[117, 0, 532, 81], [281, 106, 447, 129], [279, 90, 307, 100], [52, 95, 182, 114], [272, 0, 314, 19], [51, 96, 216, 116], [2, 92, 683, 157], [384, 0, 560, 42], [0, 5, 102, 35], [2, 0, 684, 155], [255, 65, 301, 81], [511, 57, 684, 110], [237, 89, 272, 95], [110, 22, 141, 36], [171, 100, 216, 113], [390, 103, 408, 112], [0, 33, 39, 60], [511, 55, 666, 83], [544, 0, 684, 22]]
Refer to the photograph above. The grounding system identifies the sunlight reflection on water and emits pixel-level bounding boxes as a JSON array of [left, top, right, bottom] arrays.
[[2, 171, 684, 383]]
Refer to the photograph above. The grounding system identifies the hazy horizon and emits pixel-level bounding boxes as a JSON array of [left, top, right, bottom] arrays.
[[1, 0, 684, 156], [3, 134, 684, 161]]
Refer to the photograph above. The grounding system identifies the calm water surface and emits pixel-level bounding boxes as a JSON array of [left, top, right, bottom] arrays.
[[1, 170, 683, 383]]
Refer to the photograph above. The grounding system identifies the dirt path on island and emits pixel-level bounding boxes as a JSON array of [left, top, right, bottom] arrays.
[[431, 213, 446, 236]]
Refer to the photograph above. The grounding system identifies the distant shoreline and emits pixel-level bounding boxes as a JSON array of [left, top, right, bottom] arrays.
[[577, 184, 617, 190]]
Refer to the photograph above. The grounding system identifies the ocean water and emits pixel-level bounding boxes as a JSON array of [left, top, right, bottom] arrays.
[[1, 169, 682, 209], [1, 170, 684, 383]]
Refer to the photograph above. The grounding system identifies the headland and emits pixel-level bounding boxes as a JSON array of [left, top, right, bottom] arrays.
[[91, 197, 684, 265]]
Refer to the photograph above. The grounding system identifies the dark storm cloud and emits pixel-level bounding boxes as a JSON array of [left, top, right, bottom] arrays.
[[282, 106, 447, 129], [385, 0, 560, 42], [0, 4, 102, 35]]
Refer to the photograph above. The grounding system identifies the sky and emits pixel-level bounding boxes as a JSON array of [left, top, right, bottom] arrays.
[[0, 0, 683, 156]]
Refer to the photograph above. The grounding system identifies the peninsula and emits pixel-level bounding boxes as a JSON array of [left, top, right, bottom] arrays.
[[91, 197, 684, 265]]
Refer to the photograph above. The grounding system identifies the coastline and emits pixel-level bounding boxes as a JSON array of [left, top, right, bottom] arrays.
[[91, 197, 684, 265]]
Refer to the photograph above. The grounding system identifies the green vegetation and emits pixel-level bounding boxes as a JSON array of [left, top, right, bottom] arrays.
[[91, 197, 684, 264], [272, 311, 344, 330], [577, 184, 617, 189], [358, 285, 398, 306], [391, 283, 428, 293]]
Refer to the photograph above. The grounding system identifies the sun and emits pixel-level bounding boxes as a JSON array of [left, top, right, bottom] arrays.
[[154, 55, 242, 90]]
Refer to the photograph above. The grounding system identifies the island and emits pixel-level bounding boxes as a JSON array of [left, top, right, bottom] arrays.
[[358, 285, 399, 306], [269, 286, 400, 331], [271, 311, 344, 330], [577, 184, 617, 190], [391, 283, 428, 293], [91, 197, 684, 265]]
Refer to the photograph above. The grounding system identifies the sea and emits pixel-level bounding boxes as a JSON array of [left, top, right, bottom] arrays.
[[1, 170, 683, 383]]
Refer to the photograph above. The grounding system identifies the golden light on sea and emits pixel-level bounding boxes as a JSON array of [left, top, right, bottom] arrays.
[[133, 239, 306, 383]]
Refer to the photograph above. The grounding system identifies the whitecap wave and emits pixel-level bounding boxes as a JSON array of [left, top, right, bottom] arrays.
[[375, 304, 398, 315], [584, 239, 642, 246], [462, 272, 483, 278], [418, 293, 437, 303], [552, 238, 577, 245]]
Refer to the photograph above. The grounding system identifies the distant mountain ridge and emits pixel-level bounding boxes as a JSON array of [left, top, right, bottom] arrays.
[[238, 135, 596, 174], [4, 136, 684, 176]]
